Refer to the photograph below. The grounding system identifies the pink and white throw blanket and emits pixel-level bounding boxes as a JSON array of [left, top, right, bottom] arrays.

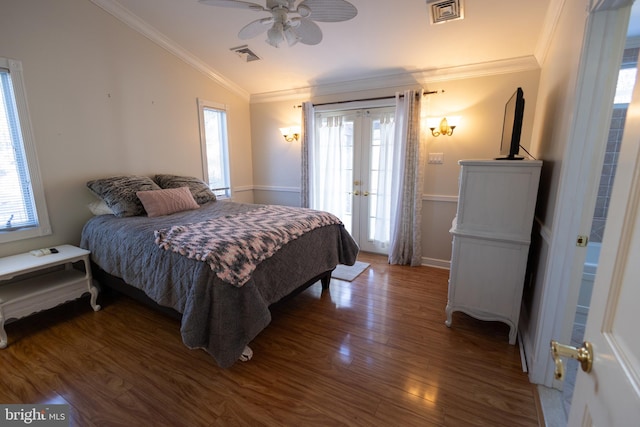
[[154, 205, 343, 287]]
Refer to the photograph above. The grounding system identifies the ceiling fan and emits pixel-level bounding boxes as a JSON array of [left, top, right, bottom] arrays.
[[199, 0, 358, 48]]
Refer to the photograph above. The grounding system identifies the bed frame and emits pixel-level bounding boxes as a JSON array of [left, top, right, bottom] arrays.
[[91, 262, 333, 319]]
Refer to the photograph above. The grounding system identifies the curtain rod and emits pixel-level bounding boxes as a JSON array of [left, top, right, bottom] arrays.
[[297, 90, 443, 108]]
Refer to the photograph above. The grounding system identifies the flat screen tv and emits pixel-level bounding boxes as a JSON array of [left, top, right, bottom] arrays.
[[497, 87, 525, 160]]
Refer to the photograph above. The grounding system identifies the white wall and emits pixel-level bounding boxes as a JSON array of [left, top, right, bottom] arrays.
[[251, 98, 304, 207], [421, 72, 540, 264], [250, 70, 541, 265], [0, 0, 253, 257]]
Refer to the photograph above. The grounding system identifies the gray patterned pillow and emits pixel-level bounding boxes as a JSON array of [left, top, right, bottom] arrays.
[[154, 174, 217, 204], [87, 175, 161, 217]]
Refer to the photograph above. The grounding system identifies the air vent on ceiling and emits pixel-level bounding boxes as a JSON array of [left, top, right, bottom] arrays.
[[427, 0, 464, 24], [230, 45, 261, 62]]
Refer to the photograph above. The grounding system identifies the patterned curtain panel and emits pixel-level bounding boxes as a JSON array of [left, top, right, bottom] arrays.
[[300, 101, 314, 208], [389, 89, 426, 266]]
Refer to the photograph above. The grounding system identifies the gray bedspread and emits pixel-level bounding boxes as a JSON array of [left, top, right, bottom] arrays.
[[80, 201, 359, 368]]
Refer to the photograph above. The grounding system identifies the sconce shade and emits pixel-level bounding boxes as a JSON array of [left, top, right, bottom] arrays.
[[280, 126, 301, 142], [428, 116, 460, 137]]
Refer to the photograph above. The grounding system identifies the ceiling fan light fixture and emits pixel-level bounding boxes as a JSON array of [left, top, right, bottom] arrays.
[[266, 22, 285, 47], [200, 0, 358, 48], [296, 4, 311, 17], [284, 25, 301, 46]]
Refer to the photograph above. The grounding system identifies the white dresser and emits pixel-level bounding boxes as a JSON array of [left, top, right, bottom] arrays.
[[445, 159, 542, 344]]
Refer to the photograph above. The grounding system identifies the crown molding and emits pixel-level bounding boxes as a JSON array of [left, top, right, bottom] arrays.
[[89, 0, 250, 101], [534, 0, 565, 66], [413, 56, 541, 82], [250, 56, 541, 104]]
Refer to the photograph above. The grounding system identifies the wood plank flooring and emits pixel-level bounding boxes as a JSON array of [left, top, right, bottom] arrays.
[[0, 253, 540, 426]]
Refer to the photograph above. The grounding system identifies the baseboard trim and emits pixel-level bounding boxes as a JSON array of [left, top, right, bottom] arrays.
[[421, 257, 451, 269], [533, 384, 547, 427]]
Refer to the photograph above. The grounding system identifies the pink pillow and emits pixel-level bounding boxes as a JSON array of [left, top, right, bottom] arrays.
[[136, 186, 199, 217]]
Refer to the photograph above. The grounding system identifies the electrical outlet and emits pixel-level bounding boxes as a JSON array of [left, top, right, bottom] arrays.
[[428, 153, 444, 164]]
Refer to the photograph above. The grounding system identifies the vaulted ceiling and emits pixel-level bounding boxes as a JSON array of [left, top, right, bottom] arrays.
[[91, 0, 640, 100]]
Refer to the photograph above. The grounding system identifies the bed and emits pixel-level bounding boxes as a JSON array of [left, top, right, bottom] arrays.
[[80, 175, 359, 368]]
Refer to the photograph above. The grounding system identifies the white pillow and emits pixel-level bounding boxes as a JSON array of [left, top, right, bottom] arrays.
[[88, 199, 115, 216]]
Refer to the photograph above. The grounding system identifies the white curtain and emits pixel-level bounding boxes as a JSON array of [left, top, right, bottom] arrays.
[[300, 101, 314, 208], [309, 113, 352, 227], [371, 111, 396, 247], [389, 89, 425, 266]]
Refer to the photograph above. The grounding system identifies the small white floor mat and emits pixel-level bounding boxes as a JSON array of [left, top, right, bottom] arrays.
[[332, 261, 370, 281]]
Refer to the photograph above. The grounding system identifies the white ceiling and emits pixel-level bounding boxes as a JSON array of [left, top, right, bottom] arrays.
[[93, 0, 640, 99]]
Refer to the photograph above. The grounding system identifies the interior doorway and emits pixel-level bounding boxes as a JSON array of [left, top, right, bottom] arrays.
[[561, 44, 639, 421]]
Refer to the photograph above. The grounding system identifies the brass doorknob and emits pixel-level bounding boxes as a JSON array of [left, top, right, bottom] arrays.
[[363, 191, 369, 196], [550, 340, 593, 381], [353, 190, 360, 196]]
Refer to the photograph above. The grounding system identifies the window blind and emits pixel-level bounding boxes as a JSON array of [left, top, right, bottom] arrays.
[[0, 68, 39, 232]]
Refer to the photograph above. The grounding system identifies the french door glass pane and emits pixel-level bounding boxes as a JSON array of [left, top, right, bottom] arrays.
[[368, 115, 393, 243], [341, 120, 354, 234]]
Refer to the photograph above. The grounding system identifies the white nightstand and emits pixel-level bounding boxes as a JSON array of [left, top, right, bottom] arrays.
[[0, 244, 100, 348]]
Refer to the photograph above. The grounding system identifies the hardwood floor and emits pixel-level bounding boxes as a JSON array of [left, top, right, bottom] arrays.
[[0, 253, 540, 426]]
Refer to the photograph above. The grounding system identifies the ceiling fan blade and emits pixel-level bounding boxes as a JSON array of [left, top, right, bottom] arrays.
[[239, 17, 273, 39], [292, 18, 322, 45], [198, 0, 266, 12], [299, 0, 357, 23]]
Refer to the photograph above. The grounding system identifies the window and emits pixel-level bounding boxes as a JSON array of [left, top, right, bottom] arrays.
[[198, 99, 231, 199], [0, 58, 50, 243], [614, 67, 637, 104]]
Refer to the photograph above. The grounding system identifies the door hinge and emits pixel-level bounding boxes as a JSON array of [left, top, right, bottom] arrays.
[[576, 235, 589, 247]]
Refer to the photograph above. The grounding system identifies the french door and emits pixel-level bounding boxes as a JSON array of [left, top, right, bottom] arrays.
[[310, 107, 395, 254]]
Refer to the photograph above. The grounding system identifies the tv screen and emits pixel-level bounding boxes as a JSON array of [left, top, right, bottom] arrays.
[[498, 87, 525, 160]]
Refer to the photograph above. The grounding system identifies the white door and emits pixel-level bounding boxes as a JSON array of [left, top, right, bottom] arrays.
[[311, 107, 395, 254], [566, 55, 640, 426]]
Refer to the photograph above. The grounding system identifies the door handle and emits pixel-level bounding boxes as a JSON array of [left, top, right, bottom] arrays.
[[353, 190, 360, 196], [550, 340, 593, 381], [363, 191, 369, 196]]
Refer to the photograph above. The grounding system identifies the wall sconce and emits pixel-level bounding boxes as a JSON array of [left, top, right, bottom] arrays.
[[427, 116, 460, 137], [280, 126, 301, 142]]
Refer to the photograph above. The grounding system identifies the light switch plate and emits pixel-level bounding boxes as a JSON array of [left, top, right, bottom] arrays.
[[428, 153, 444, 164]]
